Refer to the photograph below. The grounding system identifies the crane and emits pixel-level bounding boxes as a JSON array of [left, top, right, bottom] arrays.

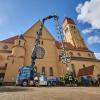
[[16, 15, 71, 86]]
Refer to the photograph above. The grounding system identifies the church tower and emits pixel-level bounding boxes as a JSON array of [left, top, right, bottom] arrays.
[[62, 17, 87, 49], [12, 35, 26, 57]]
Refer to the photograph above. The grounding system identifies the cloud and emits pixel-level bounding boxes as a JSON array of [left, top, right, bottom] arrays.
[[82, 28, 94, 34], [87, 35, 100, 44], [76, 0, 100, 29], [94, 53, 100, 60]]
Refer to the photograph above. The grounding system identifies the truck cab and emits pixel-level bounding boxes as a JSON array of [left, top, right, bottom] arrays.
[[16, 66, 37, 86], [16, 66, 48, 86]]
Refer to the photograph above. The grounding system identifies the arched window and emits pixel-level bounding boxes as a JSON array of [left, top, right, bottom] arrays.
[[38, 41, 40, 44], [41, 67, 45, 75], [5, 63, 7, 69], [41, 41, 43, 45], [19, 40, 21, 45], [71, 64, 76, 78], [83, 64, 85, 68], [49, 67, 53, 76], [0, 73, 5, 81], [69, 52, 73, 56], [77, 53, 81, 56]]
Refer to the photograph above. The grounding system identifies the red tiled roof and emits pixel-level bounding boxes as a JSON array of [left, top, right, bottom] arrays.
[[55, 41, 74, 49], [0, 36, 18, 44], [77, 65, 94, 77], [55, 41, 89, 52], [63, 17, 75, 24]]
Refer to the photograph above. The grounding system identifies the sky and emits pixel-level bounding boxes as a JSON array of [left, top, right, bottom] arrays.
[[0, 0, 100, 59]]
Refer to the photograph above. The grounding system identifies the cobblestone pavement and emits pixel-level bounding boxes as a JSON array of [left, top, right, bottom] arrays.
[[0, 86, 100, 100]]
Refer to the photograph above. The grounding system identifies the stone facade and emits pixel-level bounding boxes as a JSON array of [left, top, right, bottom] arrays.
[[0, 18, 100, 83]]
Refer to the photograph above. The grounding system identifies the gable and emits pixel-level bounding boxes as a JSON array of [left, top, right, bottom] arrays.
[[24, 20, 55, 41]]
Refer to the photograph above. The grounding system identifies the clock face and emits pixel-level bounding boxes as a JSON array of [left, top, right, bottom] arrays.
[[36, 46, 45, 59]]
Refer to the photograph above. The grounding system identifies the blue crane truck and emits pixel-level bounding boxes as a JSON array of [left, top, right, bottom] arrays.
[[16, 15, 64, 87]]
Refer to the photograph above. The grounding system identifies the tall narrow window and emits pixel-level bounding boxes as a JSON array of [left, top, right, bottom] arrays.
[[49, 67, 53, 76], [0, 73, 5, 81], [71, 64, 76, 78], [5, 63, 7, 69], [38, 41, 40, 44], [19, 40, 21, 45], [41, 67, 45, 75], [41, 41, 43, 45], [83, 64, 85, 68]]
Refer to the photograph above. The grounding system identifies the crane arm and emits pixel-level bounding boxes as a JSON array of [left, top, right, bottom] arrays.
[[31, 15, 59, 68]]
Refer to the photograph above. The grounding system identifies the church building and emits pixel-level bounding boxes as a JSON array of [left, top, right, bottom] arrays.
[[0, 17, 100, 84]]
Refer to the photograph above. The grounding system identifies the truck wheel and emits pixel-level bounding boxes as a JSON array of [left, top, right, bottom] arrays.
[[22, 81, 28, 87]]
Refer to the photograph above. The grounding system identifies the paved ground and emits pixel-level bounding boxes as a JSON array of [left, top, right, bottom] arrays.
[[0, 86, 100, 100]]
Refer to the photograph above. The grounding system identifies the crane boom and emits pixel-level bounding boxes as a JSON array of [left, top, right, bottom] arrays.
[[16, 15, 71, 87], [31, 15, 59, 68]]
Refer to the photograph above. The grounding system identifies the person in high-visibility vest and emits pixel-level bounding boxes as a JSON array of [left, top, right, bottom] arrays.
[[64, 74, 69, 84], [69, 74, 73, 86]]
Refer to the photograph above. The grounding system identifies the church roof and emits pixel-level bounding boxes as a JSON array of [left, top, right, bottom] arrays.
[[1, 36, 91, 52], [55, 41, 91, 52], [63, 17, 75, 24], [0, 35, 18, 44], [77, 65, 94, 77], [55, 41, 74, 49]]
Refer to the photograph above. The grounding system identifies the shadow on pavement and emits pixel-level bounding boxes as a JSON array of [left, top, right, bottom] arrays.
[[0, 86, 30, 92]]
